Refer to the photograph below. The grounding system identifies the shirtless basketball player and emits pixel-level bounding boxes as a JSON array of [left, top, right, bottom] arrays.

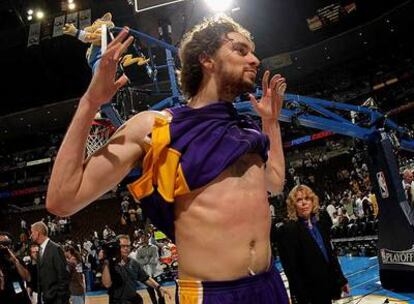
[[47, 15, 288, 304]]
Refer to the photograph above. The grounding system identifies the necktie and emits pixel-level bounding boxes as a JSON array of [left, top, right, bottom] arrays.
[[38, 246, 43, 261]]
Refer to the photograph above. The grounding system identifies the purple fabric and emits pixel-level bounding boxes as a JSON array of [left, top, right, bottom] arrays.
[[141, 102, 269, 241], [141, 192, 175, 241], [168, 102, 269, 190], [176, 265, 289, 304]]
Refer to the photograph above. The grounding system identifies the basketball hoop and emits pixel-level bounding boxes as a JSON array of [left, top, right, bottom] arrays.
[[86, 119, 116, 157]]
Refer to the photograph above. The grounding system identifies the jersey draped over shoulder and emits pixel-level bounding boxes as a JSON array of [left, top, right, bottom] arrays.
[[128, 102, 269, 240]]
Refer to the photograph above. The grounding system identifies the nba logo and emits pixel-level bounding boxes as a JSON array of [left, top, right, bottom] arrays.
[[376, 171, 389, 199]]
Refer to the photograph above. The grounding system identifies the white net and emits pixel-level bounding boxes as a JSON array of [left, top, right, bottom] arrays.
[[86, 120, 115, 157]]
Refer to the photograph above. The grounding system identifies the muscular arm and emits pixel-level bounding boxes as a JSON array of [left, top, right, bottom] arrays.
[[46, 28, 148, 216], [47, 102, 154, 216], [262, 119, 285, 193]]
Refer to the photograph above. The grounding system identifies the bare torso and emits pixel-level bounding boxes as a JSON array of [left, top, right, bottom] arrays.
[[174, 153, 272, 281]]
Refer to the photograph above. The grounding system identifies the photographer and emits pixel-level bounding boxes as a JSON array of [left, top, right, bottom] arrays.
[[101, 235, 172, 304], [26, 244, 39, 304], [0, 231, 31, 304]]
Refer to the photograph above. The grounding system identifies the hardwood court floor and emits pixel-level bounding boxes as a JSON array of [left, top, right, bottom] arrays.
[[85, 257, 414, 303]]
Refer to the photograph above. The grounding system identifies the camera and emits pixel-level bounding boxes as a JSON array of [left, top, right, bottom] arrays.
[[0, 239, 12, 261], [0, 239, 12, 253], [102, 239, 120, 263]]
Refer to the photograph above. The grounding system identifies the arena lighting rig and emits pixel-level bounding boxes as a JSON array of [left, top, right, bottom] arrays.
[[108, 25, 414, 291]]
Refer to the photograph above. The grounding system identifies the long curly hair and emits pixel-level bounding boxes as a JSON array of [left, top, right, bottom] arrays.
[[177, 15, 253, 99], [286, 185, 320, 221]]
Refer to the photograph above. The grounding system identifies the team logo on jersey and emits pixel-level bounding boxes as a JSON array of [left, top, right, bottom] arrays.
[[376, 171, 389, 199]]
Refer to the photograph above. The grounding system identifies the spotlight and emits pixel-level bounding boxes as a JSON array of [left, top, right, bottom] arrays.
[[36, 10, 44, 19], [68, 3, 76, 10], [27, 15, 33, 21], [27, 9, 33, 15], [204, 0, 233, 12], [68, 0, 74, 3]]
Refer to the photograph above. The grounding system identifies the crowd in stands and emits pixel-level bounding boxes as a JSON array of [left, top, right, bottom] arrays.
[[271, 147, 413, 258]]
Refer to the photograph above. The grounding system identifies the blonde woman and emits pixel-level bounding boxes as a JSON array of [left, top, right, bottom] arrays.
[[276, 185, 350, 304]]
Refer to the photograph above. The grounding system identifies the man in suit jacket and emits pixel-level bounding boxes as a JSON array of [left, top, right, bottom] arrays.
[[30, 221, 70, 304], [275, 185, 349, 304], [402, 169, 414, 208]]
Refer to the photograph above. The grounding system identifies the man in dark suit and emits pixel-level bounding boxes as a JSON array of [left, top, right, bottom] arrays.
[[30, 221, 70, 304], [275, 185, 349, 304]]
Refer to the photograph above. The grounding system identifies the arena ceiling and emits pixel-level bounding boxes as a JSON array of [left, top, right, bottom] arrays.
[[0, 0, 413, 147]]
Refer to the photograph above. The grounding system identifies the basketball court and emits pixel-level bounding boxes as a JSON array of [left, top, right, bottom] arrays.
[[84, 257, 414, 303]]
